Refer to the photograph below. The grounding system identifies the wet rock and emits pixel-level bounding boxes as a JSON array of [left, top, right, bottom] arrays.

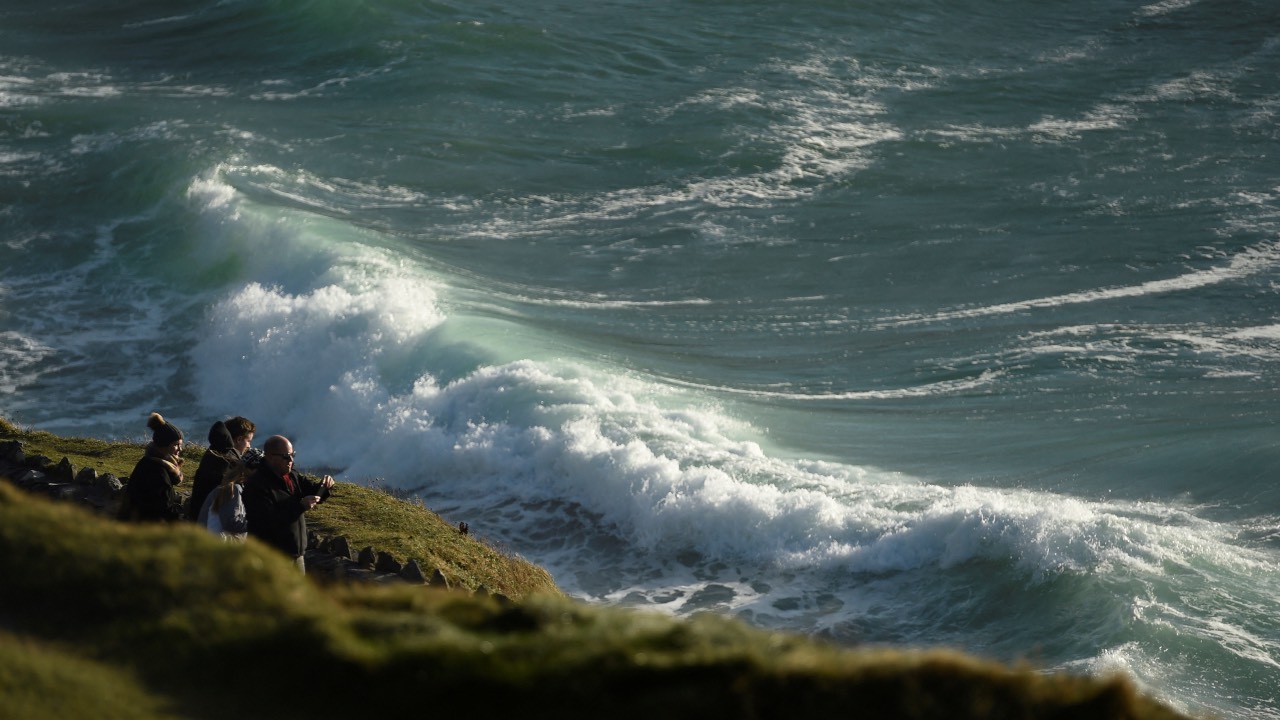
[[75, 467, 97, 486], [357, 546, 377, 568], [95, 473, 123, 492]]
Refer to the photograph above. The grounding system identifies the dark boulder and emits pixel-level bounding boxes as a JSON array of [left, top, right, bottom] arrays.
[[25, 454, 53, 472], [95, 473, 123, 492], [11, 468, 45, 487], [429, 568, 450, 590], [328, 536, 353, 561], [0, 440, 24, 464], [400, 559, 427, 584], [50, 457, 75, 484], [375, 552, 403, 574]]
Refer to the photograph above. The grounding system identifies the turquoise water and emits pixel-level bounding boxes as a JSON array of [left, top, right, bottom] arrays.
[[4, 1, 1280, 716]]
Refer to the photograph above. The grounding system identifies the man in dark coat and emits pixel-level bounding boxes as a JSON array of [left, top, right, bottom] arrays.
[[242, 435, 333, 572]]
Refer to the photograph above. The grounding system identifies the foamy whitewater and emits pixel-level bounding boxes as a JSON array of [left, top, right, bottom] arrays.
[[4, 1, 1280, 716]]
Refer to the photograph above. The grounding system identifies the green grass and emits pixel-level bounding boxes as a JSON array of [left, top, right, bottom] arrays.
[[306, 482, 558, 597], [0, 416, 559, 599], [0, 416, 175, 479], [0, 418, 1203, 720], [0, 630, 185, 720]]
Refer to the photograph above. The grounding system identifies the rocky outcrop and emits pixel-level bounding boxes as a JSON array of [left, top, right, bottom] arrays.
[[0, 440, 122, 514], [0, 438, 503, 600]]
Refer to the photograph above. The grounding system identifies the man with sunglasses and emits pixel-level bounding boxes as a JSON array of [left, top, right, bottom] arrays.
[[242, 434, 335, 573]]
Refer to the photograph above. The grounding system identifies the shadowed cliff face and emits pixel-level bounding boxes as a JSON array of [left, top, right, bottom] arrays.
[[0, 480, 1192, 720]]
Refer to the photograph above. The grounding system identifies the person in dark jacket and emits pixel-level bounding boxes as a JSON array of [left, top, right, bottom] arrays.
[[121, 412, 186, 522], [242, 435, 333, 572], [188, 416, 256, 521], [197, 460, 250, 542]]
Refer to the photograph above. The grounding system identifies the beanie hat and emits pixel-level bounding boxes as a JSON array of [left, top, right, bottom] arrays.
[[207, 420, 233, 452], [147, 412, 184, 446]]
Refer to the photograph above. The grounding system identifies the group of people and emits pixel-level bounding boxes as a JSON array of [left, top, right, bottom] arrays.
[[121, 411, 335, 573]]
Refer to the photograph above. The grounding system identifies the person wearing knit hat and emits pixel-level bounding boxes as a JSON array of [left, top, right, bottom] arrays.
[[119, 412, 187, 522], [149, 412, 183, 446]]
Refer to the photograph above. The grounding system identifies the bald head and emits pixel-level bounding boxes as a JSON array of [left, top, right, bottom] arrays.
[[263, 435, 295, 475]]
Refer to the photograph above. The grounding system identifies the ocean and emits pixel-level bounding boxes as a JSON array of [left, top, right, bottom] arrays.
[[3, 0, 1280, 716]]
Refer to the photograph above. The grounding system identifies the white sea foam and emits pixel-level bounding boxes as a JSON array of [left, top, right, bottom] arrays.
[[187, 173, 239, 212], [916, 98, 1139, 145], [1028, 103, 1137, 141], [0, 205, 203, 425], [248, 58, 403, 102], [173, 170, 1280, 659], [977, 322, 1280, 377], [0, 58, 234, 111], [209, 161, 431, 218], [0, 331, 55, 395], [182, 175, 886, 575], [121, 14, 194, 28], [877, 241, 1280, 328], [662, 369, 1004, 401], [69, 121, 187, 156], [1136, 0, 1199, 18], [427, 52, 907, 239], [0, 81, 40, 108], [183, 184, 1280, 624]]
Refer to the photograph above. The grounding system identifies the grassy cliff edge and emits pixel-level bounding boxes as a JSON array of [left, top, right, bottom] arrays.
[[0, 418, 1199, 720]]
